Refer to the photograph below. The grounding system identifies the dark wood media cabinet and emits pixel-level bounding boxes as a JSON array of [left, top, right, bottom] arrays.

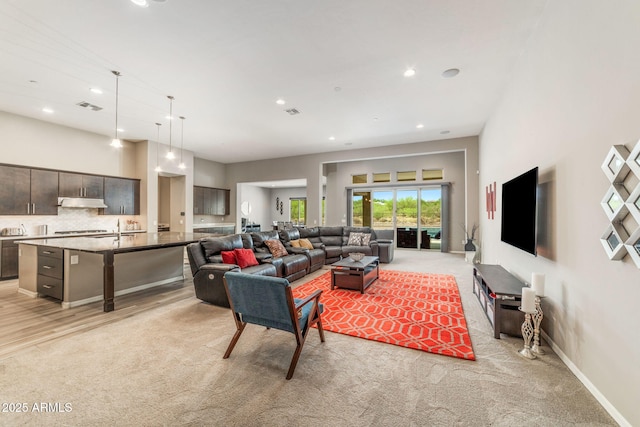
[[473, 264, 526, 339]]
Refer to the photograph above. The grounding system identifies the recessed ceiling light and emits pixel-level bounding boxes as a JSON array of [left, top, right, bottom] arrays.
[[442, 68, 460, 78], [165, 115, 173, 120], [117, 128, 124, 133], [276, 98, 285, 105], [42, 107, 53, 114], [328, 136, 335, 141], [416, 124, 424, 129], [90, 88, 103, 94], [131, 0, 149, 7], [403, 68, 416, 77]]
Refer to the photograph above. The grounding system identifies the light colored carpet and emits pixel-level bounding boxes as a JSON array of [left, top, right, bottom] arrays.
[[0, 250, 616, 426]]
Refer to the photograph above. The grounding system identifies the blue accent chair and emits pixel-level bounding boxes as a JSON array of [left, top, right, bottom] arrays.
[[223, 272, 325, 380]]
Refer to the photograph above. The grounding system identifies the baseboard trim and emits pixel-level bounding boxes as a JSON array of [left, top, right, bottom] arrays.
[[18, 288, 38, 298], [61, 276, 184, 309], [541, 330, 630, 427]]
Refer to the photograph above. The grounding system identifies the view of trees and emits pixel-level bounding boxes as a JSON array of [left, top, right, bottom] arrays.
[[353, 196, 441, 227]]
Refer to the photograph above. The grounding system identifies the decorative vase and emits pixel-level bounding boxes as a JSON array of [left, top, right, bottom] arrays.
[[464, 239, 476, 264], [464, 239, 476, 251]]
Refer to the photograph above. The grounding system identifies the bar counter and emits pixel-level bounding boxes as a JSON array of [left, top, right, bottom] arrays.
[[18, 232, 210, 312]]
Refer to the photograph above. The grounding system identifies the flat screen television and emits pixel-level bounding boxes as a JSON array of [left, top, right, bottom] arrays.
[[501, 167, 538, 255]]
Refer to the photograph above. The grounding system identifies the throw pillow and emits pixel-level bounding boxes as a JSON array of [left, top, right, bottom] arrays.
[[264, 239, 289, 258], [290, 239, 301, 247], [299, 238, 314, 250], [347, 232, 363, 246], [361, 233, 371, 246], [234, 248, 259, 268], [220, 250, 237, 264]]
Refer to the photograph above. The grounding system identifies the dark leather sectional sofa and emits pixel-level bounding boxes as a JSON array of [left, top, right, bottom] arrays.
[[186, 226, 394, 307]]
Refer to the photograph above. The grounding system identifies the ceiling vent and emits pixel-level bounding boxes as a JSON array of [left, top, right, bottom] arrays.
[[285, 108, 300, 115], [76, 101, 103, 111]]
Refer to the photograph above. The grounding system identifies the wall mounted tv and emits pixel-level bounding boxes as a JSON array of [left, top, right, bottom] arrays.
[[501, 167, 538, 255]]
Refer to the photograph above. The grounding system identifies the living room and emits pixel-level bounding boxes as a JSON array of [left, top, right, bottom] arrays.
[[0, 1, 638, 426]]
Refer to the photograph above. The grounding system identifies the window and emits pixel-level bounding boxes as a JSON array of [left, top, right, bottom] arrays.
[[422, 169, 444, 181], [397, 171, 416, 182], [352, 174, 367, 184], [290, 198, 306, 225], [373, 172, 391, 183]]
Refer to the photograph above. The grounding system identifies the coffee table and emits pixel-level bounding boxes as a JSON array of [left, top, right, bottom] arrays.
[[330, 256, 379, 293]]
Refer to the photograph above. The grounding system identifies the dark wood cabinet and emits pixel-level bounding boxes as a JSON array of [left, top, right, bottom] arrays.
[[30, 169, 59, 215], [1, 239, 19, 279], [219, 189, 230, 215], [0, 165, 31, 215], [102, 177, 140, 215], [59, 172, 104, 198], [37, 246, 63, 300], [193, 186, 205, 215], [0, 165, 58, 215], [193, 186, 230, 215]]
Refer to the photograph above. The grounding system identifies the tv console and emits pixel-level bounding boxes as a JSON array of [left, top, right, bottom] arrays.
[[472, 264, 526, 339]]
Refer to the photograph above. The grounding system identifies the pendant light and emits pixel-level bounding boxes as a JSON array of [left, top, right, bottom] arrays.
[[110, 71, 123, 148], [178, 116, 186, 169], [154, 122, 162, 173], [165, 95, 175, 159]]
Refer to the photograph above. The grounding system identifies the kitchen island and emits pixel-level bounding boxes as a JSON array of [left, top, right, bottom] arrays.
[[18, 232, 210, 312]]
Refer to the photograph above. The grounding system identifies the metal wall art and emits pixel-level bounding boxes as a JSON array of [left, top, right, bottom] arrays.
[[600, 139, 640, 267]]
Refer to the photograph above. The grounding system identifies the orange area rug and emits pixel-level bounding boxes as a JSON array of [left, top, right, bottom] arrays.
[[293, 270, 475, 361]]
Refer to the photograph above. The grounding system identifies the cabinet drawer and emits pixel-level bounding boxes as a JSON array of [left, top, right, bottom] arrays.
[[38, 255, 63, 279], [38, 246, 63, 259], [37, 274, 63, 300]]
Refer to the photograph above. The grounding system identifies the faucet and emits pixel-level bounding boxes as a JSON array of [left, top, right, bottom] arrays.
[[116, 218, 121, 240]]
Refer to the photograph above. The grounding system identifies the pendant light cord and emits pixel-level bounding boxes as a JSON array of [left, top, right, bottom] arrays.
[[167, 95, 174, 153], [112, 71, 121, 141]]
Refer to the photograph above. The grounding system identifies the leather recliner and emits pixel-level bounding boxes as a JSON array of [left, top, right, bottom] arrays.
[[186, 233, 277, 307], [278, 228, 326, 273], [250, 230, 310, 282]]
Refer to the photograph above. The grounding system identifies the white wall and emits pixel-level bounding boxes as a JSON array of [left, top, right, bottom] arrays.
[[235, 184, 270, 231], [480, 1, 640, 425]]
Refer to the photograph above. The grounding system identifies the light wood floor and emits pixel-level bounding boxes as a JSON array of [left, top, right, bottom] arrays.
[[0, 270, 195, 360]]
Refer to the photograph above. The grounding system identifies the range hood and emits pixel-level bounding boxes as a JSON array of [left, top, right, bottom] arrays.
[[58, 197, 108, 209]]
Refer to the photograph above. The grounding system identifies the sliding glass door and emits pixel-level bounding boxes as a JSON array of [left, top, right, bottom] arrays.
[[372, 190, 393, 230], [396, 189, 419, 249], [420, 188, 442, 250], [350, 186, 446, 251]]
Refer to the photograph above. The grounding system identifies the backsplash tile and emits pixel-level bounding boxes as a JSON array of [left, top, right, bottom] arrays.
[[0, 208, 141, 236]]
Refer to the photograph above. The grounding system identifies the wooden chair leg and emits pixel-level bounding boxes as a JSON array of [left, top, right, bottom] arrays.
[[317, 318, 325, 342], [223, 322, 246, 359], [286, 341, 305, 380]]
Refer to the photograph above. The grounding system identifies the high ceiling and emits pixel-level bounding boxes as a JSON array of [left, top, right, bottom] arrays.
[[0, 0, 546, 164]]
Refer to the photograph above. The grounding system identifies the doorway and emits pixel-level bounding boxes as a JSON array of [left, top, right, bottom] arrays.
[[351, 186, 446, 251], [158, 175, 186, 232]]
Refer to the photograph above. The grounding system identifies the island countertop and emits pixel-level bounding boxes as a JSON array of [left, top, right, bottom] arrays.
[[18, 231, 213, 312], [18, 231, 211, 254]]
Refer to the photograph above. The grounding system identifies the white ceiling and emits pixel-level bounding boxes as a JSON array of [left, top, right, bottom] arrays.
[[0, 0, 546, 164]]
